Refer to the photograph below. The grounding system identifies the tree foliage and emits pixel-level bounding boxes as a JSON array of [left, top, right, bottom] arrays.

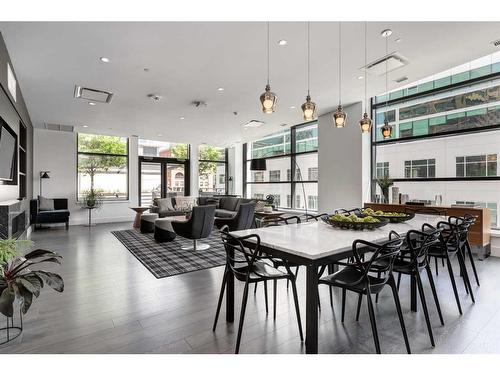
[[198, 145, 224, 175], [170, 144, 189, 159]]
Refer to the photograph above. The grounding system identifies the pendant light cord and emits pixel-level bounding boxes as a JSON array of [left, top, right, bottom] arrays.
[[307, 22, 310, 95], [385, 31, 389, 120], [364, 21, 367, 113], [267, 22, 270, 85], [338, 22, 342, 105]]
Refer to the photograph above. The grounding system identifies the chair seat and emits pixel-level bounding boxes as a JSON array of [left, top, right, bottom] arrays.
[[319, 266, 386, 294], [271, 258, 300, 268], [36, 209, 70, 222], [233, 261, 290, 282], [215, 209, 236, 218]]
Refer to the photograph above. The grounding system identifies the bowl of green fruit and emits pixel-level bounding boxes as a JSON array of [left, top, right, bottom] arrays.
[[321, 212, 389, 230], [361, 208, 415, 223]]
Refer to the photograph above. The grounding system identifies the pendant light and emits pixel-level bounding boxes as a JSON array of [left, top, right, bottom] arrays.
[[380, 28, 392, 139], [301, 22, 316, 121], [333, 22, 347, 128], [359, 22, 373, 134], [260, 22, 277, 114]]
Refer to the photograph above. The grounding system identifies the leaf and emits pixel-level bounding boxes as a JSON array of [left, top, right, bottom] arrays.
[[19, 275, 42, 298], [35, 271, 64, 293], [0, 286, 15, 317], [16, 283, 33, 314], [24, 249, 62, 260]]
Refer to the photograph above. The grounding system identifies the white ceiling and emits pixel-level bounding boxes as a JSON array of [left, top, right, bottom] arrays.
[[1, 21, 500, 146]]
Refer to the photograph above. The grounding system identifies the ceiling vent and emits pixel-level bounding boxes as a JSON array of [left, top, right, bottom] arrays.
[[364, 52, 408, 76], [74, 85, 114, 103], [43, 123, 74, 132], [394, 76, 409, 83], [242, 120, 265, 128], [493, 39, 500, 47]]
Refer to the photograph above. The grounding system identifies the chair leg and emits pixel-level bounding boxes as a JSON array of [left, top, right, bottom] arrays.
[[212, 267, 228, 331], [466, 241, 480, 286], [446, 255, 463, 315], [425, 264, 444, 326], [290, 277, 304, 341], [327, 265, 334, 308], [235, 281, 250, 354], [264, 280, 269, 314], [389, 276, 411, 354], [435, 257, 439, 276], [375, 272, 381, 303], [273, 279, 277, 320], [457, 250, 475, 303], [416, 272, 435, 347], [341, 288, 346, 323], [366, 285, 381, 354], [254, 283, 257, 294], [396, 272, 402, 291], [356, 293, 363, 321]]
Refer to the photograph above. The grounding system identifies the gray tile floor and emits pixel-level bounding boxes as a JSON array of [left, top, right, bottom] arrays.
[[1, 222, 500, 354]]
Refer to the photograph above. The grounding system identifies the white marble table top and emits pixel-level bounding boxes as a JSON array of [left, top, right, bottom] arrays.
[[230, 214, 445, 261]]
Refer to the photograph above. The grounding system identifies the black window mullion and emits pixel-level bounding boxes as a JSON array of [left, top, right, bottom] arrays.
[[290, 125, 297, 210]]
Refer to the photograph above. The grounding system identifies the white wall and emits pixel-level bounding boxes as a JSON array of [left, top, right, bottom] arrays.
[[33, 129, 139, 225], [318, 102, 364, 212]]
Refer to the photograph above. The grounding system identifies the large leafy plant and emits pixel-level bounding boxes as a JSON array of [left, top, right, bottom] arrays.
[[0, 242, 64, 317]]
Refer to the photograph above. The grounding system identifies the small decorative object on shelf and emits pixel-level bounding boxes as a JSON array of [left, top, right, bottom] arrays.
[[376, 175, 393, 203], [0, 235, 64, 345]]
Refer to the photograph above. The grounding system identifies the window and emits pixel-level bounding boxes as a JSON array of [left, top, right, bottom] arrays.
[[308, 167, 318, 181], [308, 195, 318, 211], [253, 193, 264, 200], [456, 154, 497, 177], [404, 159, 435, 178], [273, 195, 281, 207], [198, 145, 227, 195], [77, 133, 128, 201], [269, 170, 281, 182], [376, 162, 389, 178], [138, 139, 189, 158], [244, 122, 318, 211]]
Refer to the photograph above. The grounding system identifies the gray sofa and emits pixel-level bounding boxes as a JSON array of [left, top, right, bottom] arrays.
[[197, 196, 261, 218], [149, 197, 196, 218]]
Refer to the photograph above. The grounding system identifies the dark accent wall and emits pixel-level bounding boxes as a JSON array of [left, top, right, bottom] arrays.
[[0, 31, 33, 201]]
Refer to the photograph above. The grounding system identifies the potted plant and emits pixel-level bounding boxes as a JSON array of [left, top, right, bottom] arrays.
[[80, 189, 103, 209], [376, 175, 394, 203], [0, 237, 64, 344]]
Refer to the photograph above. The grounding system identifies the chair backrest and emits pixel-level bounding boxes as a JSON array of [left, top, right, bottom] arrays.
[[304, 213, 328, 222], [405, 206, 447, 216], [405, 228, 442, 268], [429, 221, 461, 252], [335, 208, 363, 215], [190, 205, 216, 238], [232, 202, 256, 231], [261, 215, 301, 227], [448, 215, 471, 245], [220, 227, 269, 280], [349, 231, 403, 287]]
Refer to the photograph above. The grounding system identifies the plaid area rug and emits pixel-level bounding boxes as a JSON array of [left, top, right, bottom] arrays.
[[111, 229, 226, 278]]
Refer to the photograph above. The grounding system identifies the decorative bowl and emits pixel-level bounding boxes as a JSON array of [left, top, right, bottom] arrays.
[[321, 216, 389, 230]]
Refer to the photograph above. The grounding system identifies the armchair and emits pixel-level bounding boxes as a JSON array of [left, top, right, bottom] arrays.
[[171, 205, 216, 250]]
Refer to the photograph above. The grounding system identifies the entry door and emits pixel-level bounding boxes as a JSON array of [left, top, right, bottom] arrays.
[[165, 163, 186, 197]]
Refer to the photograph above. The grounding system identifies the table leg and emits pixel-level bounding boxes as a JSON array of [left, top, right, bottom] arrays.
[[133, 212, 141, 228], [226, 247, 235, 322], [410, 273, 417, 312], [305, 265, 319, 354]]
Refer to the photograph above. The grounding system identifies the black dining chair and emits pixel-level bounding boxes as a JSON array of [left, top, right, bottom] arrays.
[[387, 228, 444, 347], [425, 221, 475, 315], [318, 231, 410, 354], [449, 215, 480, 287], [212, 227, 303, 354]]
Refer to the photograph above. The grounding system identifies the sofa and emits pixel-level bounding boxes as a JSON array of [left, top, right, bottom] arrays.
[[30, 198, 70, 229], [149, 196, 197, 218], [198, 196, 262, 219]]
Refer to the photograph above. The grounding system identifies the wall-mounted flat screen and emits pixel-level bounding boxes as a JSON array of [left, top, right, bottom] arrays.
[[0, 124, 16, 181]]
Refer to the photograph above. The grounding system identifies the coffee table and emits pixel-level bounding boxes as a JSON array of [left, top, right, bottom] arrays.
[[130, 207, 149, 228]]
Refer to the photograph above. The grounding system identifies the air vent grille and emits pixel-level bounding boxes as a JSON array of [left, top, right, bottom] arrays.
[[43, 123, 74, 132], [395, 76, 409, 83], [364, 53, 408, 76], [242, 120, 265, 128], [74, 85, 114, 103]]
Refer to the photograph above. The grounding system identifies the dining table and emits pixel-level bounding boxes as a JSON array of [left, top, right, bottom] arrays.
[[229, 213, 445, 354]]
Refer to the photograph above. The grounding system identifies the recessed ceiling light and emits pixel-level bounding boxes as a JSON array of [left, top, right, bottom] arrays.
[[278, 40, 288, 46], [157, 133, 163, 137], [99, 57, 110, 63], [217, 87, 224, 92], [290, 106, 296, 109], [88, 102, 96, 106], [381, 29, 393, 38], [358, 75, 364, 80], [179, 116, 185, 120], [83, 125, 88, 128]]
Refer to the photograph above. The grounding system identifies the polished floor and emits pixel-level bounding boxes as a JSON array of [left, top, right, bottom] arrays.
[[1, 222, 500, 354]]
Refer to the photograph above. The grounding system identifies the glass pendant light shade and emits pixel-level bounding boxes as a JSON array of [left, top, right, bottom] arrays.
[[301, 94, 316, 121], [381, 120, 392, 139], [359, 112, 373, 134], [333, 104, 347, 128], [260, 84, 277, 113]]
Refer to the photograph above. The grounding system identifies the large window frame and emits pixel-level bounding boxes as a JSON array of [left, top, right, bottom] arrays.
[[243, 121, 318, 211], [198, 146, 229, 196], [77, 133, 129, 202]]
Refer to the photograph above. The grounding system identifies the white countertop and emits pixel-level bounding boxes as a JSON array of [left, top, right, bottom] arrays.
[[230, 214, 444, 261]]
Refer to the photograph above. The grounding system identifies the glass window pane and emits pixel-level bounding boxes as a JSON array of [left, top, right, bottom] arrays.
[[413, 119, 429, 136], [138, 139, 189, 159], [78, 133, 127, 155], [198, 145, 226, 161], [295, 153, 318, 181], [249, 129, 291, 159], [434, 76, 451, 88], [246, 157, 290, 182], [295, 183, 318, 211], [199, 161, 226, 195], [246, 183, 291, 209], [295, 122, 318, 153]]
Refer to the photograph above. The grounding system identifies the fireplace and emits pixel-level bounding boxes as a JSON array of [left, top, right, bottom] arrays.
[[0, 199, 28, 239], [11, 211, 26, 238]]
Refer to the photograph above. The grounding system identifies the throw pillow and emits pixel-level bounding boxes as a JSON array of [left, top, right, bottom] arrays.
[[38, 196, 55, 211], [155, 198, 175, 212]]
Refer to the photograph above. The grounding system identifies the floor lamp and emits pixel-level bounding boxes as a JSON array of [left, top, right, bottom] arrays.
[[39, 171, 50, 196], [249, 158, 308, 219]]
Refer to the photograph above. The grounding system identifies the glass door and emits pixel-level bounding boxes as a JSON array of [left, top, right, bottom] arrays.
[[139, 157, 190, 206]]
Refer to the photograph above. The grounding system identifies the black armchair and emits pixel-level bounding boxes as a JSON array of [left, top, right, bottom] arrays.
[[171, 205, 216, 250], [30, 198, 70, 230], [214, 202, 255, 231]]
